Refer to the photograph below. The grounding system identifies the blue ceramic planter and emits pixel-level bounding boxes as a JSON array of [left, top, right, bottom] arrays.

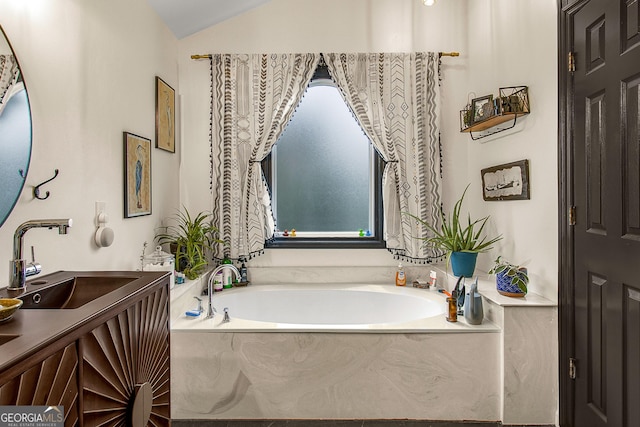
[[450, 251, 478, 278], [496, 270, 527, 297]]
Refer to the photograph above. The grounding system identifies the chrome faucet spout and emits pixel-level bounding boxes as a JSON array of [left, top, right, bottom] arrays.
[[206, 264, 240, 319], [9, 218, 72, 291]]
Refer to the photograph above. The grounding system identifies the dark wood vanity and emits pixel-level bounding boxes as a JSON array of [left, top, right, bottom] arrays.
[[0, 271, 171, 426]]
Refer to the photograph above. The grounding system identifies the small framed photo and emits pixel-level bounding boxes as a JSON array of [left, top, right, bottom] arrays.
[[124, 132, 152, 218], [155, 76, 175, 153], [471, 94, 494, 123], [481, 159, 530, 201]]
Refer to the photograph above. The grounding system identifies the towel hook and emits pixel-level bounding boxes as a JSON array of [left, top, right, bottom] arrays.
[[33, 169, 59, 200]]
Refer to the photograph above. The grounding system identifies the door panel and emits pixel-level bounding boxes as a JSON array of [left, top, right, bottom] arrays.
[[585, 91, 606, 234], [565, 0, 640, 426], [625, 286, 640, 427], [622, 74, 640, 239]]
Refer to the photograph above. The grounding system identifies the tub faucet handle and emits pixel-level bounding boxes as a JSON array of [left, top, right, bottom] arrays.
[[194, 296, 203, 314], [222, 307, 230, 323]]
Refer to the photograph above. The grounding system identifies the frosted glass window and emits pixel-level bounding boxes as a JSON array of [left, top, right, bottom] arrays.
[[271, 81, 376, 236]]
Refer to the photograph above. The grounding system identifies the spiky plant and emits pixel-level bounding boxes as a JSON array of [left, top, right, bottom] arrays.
[[155, 208, 223, 280], [407, 184, 502, 256]]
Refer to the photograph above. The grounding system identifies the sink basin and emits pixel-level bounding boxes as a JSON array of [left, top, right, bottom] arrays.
[[0, 334, 20, 345], [18, 276, 137, 309]]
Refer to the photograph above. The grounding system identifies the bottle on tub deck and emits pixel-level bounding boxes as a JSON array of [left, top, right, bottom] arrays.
[[429, 270, 438, 290], [222, 257, 233, 289], [239, 261, 248, 283], [213, 271, 223, 292], [395, 262, 406, 286]]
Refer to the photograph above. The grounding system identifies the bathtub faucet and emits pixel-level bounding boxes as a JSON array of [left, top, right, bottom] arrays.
[[206, 264, 240, 319]]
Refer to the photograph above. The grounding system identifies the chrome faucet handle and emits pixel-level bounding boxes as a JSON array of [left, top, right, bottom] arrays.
[[193, 297, 203, 314], [222, 307, 230, 323]]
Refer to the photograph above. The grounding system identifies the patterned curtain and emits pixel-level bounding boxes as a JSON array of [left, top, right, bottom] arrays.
[[0, 55, 19, 115], [209, 53, 320, 260], [324, 52, 443, 261]]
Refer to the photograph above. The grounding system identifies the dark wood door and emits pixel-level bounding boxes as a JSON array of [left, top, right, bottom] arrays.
[[561, 0, 640, 426]]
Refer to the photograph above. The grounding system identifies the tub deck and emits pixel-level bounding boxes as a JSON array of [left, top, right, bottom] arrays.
[[171, 282, 500, 333]]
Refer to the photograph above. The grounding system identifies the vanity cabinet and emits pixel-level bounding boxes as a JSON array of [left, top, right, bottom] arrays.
[[0, 343, 80, 425], [80, 284, 170, 426], [0, 272, 170, 427]]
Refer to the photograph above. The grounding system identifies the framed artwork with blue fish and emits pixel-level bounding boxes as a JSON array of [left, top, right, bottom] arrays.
[[481, 159, 530, 201], [124, 132, 152, 217]]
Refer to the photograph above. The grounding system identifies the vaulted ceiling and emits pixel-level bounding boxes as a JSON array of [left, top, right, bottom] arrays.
[[146, 0, 271, 39]]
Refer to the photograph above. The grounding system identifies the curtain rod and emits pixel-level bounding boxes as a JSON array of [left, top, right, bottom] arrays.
[[191, 52, 459, 60]]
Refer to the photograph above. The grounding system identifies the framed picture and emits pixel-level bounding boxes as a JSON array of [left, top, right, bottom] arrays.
[[124, 132, 152, 217], [481, 159, 530, 201], [155, 76, 175, 153], [471, 94, 494, 123]]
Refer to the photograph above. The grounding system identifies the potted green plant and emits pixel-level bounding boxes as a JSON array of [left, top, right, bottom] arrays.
[[408, 185, 502, 277], [155, 208, 222, 280], [488, 256, 529, 297]]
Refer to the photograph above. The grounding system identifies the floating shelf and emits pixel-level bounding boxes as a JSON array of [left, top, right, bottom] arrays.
[[460, 86, 530, 140]]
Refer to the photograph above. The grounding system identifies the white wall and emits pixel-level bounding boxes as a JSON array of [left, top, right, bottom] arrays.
[[177, 0, 469, 270], [0, 0, 180, 281], [462, 0, 558, 301], [0, 0, 558, 302], [178, 0, 558, 301]]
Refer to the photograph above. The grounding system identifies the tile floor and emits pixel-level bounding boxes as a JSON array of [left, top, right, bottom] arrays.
[[172, 420, 551, 427]]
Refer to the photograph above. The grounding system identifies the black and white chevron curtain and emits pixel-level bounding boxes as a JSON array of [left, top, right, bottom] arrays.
[[0, 54, 19, 115], [208, 52, 443, 262]]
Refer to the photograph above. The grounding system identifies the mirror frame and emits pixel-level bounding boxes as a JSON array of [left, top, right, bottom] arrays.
[[0, 25, 32, 229]]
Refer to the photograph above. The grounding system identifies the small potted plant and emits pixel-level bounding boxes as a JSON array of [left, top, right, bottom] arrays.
[[408, 185, 502, 277], [155, 208, 222, 280], [488, 256, 529, 297]]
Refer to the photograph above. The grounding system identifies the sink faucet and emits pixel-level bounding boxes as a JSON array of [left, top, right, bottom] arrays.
[[9, 219, 72, 291], [206, 264, 240, 319]]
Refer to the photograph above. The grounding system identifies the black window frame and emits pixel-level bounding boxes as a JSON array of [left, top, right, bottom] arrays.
[[262, 152, 385, 249], [261, 61, 385, 249]]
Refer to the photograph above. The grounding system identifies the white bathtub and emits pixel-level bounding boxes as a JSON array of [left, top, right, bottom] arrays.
[[211, 284, 443, 325], [171, 283, 504, 333]]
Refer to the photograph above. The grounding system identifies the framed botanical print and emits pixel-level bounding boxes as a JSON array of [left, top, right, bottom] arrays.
[[124, 132, 151, 217], [155, 76, 175, 153]]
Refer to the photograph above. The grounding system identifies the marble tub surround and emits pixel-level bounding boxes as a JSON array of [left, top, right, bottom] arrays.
[[169, 267, 558, 424], [245, 264, 442, 286], [171, 331, 501, 420], [433, 269, 558, 425]]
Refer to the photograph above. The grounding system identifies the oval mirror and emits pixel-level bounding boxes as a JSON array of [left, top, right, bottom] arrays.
[[0, 25, 32, 229]]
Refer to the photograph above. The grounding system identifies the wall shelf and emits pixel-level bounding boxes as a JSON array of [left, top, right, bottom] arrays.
[[460, 86, 530, 140]]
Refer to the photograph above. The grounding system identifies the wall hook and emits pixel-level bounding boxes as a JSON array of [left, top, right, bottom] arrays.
[[33, 169, 59, 200]]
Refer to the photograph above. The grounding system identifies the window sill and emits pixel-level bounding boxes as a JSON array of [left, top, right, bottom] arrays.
[[265, 237, 386, 250]]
